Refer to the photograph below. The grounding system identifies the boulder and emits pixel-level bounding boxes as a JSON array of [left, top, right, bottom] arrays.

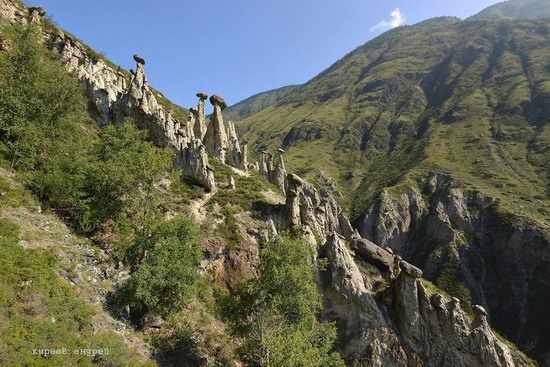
[[399, 260, 423, 278], [351, 237, 395, 274], [133, 53, 145, 65], [209, 94, 228, 110], [196, 92, 208, 100]]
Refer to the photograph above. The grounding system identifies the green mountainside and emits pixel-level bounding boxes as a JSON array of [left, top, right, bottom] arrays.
[[237, 16, 550, 222], [470, 0, 550, 20], [223, 84, 301, 122]]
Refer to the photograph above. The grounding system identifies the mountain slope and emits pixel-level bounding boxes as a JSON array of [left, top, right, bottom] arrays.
[[470, 0, 550, 20], [223, 84, 301, 122], [237, 14, 550, 365]]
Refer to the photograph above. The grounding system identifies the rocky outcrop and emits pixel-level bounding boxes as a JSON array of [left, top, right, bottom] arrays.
[[175, 138, 215, 192], [0, 0, 23, 22], [282, 173, 353, 241], [28, 6, 45, 23], [319, 233, 518, 367], [256, 149, 287, 193], [357, 174, 550, 365], [45, 27, 249, 190]]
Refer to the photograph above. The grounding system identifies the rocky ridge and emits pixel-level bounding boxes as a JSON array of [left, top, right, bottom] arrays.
[[357, 174, 550, 365], [0, 1, 534, 366]]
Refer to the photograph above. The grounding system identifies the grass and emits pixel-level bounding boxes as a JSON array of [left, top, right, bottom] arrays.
[[0, 218, 137, 367]]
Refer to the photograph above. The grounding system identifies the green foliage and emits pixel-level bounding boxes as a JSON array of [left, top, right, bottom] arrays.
[[221, 234, 344, 367], [122, 217, 202, 318], [0, 218, 133, 367], [217, 205, 244, 251], [209, 164, 278, 212], [82, 120, 172, 232], [0, 23, 86, 171], [435, 251, 473, 314]]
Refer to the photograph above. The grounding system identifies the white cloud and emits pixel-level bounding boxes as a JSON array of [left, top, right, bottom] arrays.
[[370, 7, 406, 33]]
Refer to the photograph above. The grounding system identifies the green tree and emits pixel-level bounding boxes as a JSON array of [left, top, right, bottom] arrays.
[[0, 23, 86, 170], [82, 120, 172, 232], [122, 217, 202, 318], [224, 234, 344, 367]]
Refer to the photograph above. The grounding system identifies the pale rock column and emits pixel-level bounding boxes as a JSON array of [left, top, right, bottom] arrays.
[[204, 95, 228, 162]]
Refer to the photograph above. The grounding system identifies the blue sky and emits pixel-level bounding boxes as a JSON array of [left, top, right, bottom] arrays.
[[24, 0, 501, 111]]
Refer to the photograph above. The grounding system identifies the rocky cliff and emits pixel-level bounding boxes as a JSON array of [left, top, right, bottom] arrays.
[[357, 175, 550, 365]]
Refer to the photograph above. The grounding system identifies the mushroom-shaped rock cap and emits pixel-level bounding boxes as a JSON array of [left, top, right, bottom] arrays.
[[277, 148, 285, 153], [133, 54, 146, 65], [473, 305, 488, 316], [189, 107, 198, 113], [399, 260, 423, 278], [29, 6, 46, 16], [209, 95, 228, 110], [287, 173, 305, 187], [196, 92, 208, 100]]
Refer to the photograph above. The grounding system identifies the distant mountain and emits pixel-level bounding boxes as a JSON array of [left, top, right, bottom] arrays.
[[470, 0, 550, 20], [223, 84, 301, 122], [237, 13, 550, 365]]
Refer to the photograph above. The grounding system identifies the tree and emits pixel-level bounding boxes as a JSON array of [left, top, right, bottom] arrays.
[[83, 119, 172, 232], [122, 217, 202, 318], [0, 23, 86, 170], [224, 234, 345, 367]]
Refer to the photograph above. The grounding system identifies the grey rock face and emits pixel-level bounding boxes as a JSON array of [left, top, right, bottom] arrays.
[[175, 139, 215, 192], [272, 152, 287, 194], [204, 103, 228, 162], [282, 173, 353, 241], [357, 174, 550, 364], [320, 233, 516, 367], [225, 120, 246, 172]]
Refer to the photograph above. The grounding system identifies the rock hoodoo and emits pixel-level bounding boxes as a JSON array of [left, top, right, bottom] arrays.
[[45, 29, 251, 191], [204, 96, 229, 162], [193, 93, 208, 140]]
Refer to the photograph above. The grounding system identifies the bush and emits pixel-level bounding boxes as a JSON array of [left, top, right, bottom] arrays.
[[221, 234, 344, 367], [122, 217, 202, 319]]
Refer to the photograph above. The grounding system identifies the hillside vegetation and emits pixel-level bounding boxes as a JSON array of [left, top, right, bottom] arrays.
[[238, 16, 550, 224], [223, 84, 301, 122], [470, 0, 550, 21]]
